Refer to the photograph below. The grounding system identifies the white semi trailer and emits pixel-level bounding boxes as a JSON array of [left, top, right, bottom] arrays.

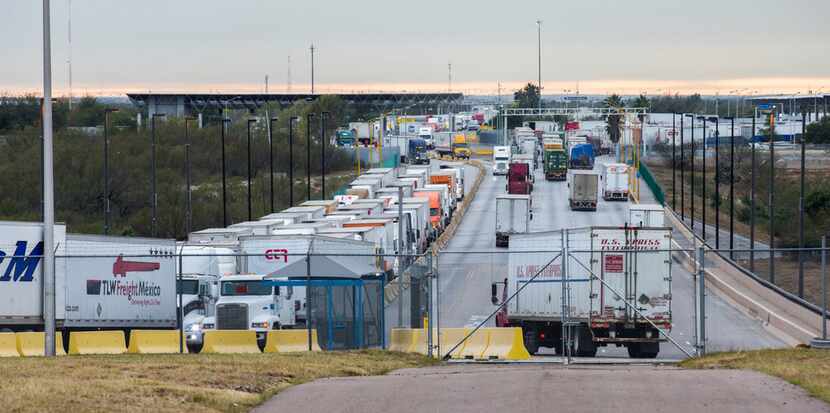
[[492, 226, 673, 358]]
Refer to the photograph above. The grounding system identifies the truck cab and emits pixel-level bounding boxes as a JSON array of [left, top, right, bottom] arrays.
[[407, 138, 429, 165], [413, 191, 443, 233], [493, 146, 511, 176], [418, 127, 434, 149], [179, 275, 219, 352], [201, 274, 296, 349], [506, 162, 533, 195], [452, 134, 471, 159], [336, 129, 355, 146]]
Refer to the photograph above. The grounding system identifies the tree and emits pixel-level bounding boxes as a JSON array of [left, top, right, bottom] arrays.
[[631, 94, 650, 109], [805, 117, 830, 144], [513, 83, 540, 108], [604, 94, 624, 144]]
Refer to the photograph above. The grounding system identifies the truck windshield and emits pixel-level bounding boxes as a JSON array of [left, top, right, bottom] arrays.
[[221, 281, 272, 296], [177, 279, 199, 295], [430, 207, 439, 215], [455, 142, 468, 148]]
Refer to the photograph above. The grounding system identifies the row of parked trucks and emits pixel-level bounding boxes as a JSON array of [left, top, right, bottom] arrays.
[[0, 164, 467, 351]]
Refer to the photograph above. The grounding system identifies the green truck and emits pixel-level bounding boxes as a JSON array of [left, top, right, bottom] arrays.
[[542, 138, 568, 181]]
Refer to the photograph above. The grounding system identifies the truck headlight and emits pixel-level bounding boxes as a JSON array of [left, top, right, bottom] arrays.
[[202, 323, 215, 330], [251, 322, 270, 329], [186, 323, 201, 332]]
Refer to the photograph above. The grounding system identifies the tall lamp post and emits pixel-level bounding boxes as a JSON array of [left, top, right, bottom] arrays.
[[799, 111, 807, 297], [685, 114, 695, 231], [42, 0, 57, 357], [288, 117, 298, 206], [769, 107, 776, 284], [698, 115, 709, 242], [672, 113, 677, 210], [728, 116, 736, 259], [320, 112, 329, 200], [306, 113, 315, 201], [220, 118, 231, 227], [750, 115, 756, 272], [713, 116, 720, 249], [268, 117, 278, 213], [247, 119, 257, 221], [151, 113, 166, 237], [103, 108, 119, 235], [184, 116, 196, 235], [680, 114, 685, 222]]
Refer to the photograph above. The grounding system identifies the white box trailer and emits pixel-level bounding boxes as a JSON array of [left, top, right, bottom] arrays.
[[495, 195, 532, 248], [494, 227, 672, 358], [380, 211, 417, 254], [423, 184, 455, 216], [338, 203, 383, 217], [363, 168, 397, 187], [397, 176, 425, 190], [228, 219, 286, 235], [260, 212, 309, 223], [601, 163, 630, 201], [189, 227, 254, 246], [629, 204, 665, 227], [568, 170, 599, 211], [284, 206, 326, 220], [299, 200, 338, 214]]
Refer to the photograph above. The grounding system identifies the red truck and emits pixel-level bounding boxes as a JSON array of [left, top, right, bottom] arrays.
[[506, 163, 533, 195]]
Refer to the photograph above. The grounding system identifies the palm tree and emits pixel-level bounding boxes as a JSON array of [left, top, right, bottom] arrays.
[[604, 95, 624, 159]]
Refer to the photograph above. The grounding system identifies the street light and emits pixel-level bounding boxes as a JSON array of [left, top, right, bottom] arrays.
[[220, 118, 231, 227], [684, 114, 695, 231], [268, 117, 278, 213], [288, 117, 298, 206], [712, 116, 720, 249], [698, 115, 709, 242], [799, 111, 807, 297], [320, 112, 329, 200], [672, 113, 678, 211], [725, 116, 736, 259], [151, 113, 166, 237], [306, 113, 315, 201], [103, 108, 119, 235], [247, 119, 257, 221], [184, 116, 196, 235], [42, 0, 57, 357]]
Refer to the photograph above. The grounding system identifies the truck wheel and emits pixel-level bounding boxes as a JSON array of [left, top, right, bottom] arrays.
[[638, 342, 660, 359], [626, 343, 641, 358], [523, 329, 539, 355]]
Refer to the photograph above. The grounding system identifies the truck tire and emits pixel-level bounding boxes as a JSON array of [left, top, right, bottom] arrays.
[[523, 329, 539, 355], [638, 342, 660, 359], [575, 327, 597, 357], [626, 343, 641, 358]]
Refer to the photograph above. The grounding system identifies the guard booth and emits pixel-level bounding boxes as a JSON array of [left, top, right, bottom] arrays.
[[266, 276, 385, 350], [242, 235, 385, 351]]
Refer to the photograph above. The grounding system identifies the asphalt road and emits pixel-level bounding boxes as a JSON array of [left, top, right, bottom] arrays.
[[255, 364, 829, 413], [435, 154, 784, 359]]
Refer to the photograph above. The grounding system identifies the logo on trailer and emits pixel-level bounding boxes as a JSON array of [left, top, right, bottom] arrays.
[[112, 255, 160, 278], [0, 241, 44, 282], [265, 249, 289, 262]]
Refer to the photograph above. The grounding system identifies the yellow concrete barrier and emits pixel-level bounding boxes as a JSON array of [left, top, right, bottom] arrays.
[[201, 330, 260, 354], [128, 330, 186, 354], [438, 328, 468, 359], [263, 329, 322, 353], [68, 331, 127, 355], [0, 333, 19, 357], [458, 329, 490, 360], [15, 332, 66, 356], [480, 327, 531, 360], [389, 329, 416, 353]]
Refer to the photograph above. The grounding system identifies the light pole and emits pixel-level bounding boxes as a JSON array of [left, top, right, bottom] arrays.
[[306, 113, 315, 201], [685, 114, 695, 231], [699, 115, 708, 242], [750, 115, 756, 273], [728, 116, 736, 259], [151, 113, 165, 237], [799, 111, 806, 297], [680, 114, 685, 222], [289, 116, 298, 206], [769, 107, 776, 284], [672, 113, 677, 210], [103, 108, 119, 235], [184, 116, 196, 235], [320, 112, 329, 200], [713, 116, 720, 249], [269, 117, 278, 213], [220, 118, 231, 227], [536, 19, 542, 113], [247, 119, 257, 221], [42, 0, 57, 357]]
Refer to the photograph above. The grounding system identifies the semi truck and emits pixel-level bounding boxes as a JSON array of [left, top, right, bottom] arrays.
[[434, 132, 471, 159], [495, 195, 532, 248], [601, 163, 630, 201], [493, 226, 673, 358], [0, 222, 178, 340], [568, 170, 599, 211], [493, 146, 511, 175], [542, 138, 568, 181], [569, 143, 595, 170], [506, 162, 533, 195]]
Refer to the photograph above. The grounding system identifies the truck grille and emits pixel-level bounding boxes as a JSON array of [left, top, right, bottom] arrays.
[[216, 303, 248, 330]]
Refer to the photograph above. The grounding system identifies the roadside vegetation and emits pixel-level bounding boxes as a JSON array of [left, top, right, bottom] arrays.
[[681, 348, 830, 404], [0, 95, 360, 239], [0, 350, 435, 412]]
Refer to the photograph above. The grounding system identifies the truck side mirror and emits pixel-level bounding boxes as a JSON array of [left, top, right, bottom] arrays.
[[491, 283, 499, 305], [530, 212, 533, 221]]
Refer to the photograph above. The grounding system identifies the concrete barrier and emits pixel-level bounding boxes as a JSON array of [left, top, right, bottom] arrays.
[[0, 333, 19, 357], [480, 327, 531, 360], [15, 332, 66, 356], [389, 329, 416, 353], [68, 331, 127, 355], [438, 328, 469, 359], [128, 330, 185, 354], [263, 330, 322, 353], [201, 330, 260, 354], [458, 328, 490, 359]]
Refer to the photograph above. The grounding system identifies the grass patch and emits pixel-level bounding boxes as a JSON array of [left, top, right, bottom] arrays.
[[681, 347, 830, 403], [0, 350, 436, 412]]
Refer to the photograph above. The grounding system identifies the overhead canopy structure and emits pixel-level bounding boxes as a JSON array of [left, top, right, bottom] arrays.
[[127, 92, 464, 119]]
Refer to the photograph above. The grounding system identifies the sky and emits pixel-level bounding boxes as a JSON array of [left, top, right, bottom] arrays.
[[2, 0, 830, 96]]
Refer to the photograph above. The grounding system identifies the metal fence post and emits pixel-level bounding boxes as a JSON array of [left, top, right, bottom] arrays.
[[427, 253, 434, 358], [306, 252, 312, 351], [561, 230, 569, 364], [697, 247, 706, 356], [434, 252, 440, 358], [824, 236, 827, 341]]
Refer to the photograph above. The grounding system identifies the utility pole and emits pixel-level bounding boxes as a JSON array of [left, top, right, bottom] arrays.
[[769, 109, 776, 284], [306, 113, 314, 201], [184, 116, 196, 235], [310, 45, 315, 94], [67, 0, 72, 111], [220, 118, 230, 227], [320, 112, 328, 200], [247, 119, 256, 221], [799, 111, 806, 297], [537, 19, 542, 112], [448, 62, 452, 92], [42, 0, 57, 357], [750, 115, 756, 273], [151, 113, 165, 237]]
